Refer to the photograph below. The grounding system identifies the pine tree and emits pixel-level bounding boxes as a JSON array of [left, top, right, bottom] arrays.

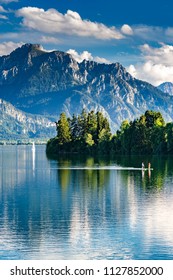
[[96, 111, 111, 143], [166, 123, 173, 153], [87, 110, 97, 143], [56, 113, 71, 145]]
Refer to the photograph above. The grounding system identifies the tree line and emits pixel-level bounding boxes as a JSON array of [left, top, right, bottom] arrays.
[[46, 110, 173, 155]]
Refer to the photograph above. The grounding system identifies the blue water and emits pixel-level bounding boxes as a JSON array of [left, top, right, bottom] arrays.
[[0, 145, 173, 260]]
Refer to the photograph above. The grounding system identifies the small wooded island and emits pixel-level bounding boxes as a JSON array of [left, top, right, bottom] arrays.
[[46, 110, 173, 155]]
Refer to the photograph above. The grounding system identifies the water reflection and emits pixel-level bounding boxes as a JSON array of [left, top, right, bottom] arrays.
[[0, 146, 173, 259], [32, 144, 35, 174]]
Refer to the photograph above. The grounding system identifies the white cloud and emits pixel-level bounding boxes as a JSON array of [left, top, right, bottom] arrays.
[[0, 32, 23, 40], [94, 56, 111, 64], [120, 24, 173, 43], [0, 5, 9, 19], [127, 64, 137, 77], [127, 43, 173, 86], [0, 14, 7, 19], [132, 25, 165, 42], [128, 62, 173, 86], [40, 36, 61, 44], [67, 49, 110, 64], [0, 5, 7, 12], [121, 24, 133, 35], [0, 31, 62, 48], [16, 7, 124, 40], [67, 49, 93, 62], [0, 41, 23, 55], [140, 43, 173, 66]]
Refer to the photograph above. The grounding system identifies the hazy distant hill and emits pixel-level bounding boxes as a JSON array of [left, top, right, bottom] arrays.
[[0, 99, 55, 140], [0, 43, 173, 138]]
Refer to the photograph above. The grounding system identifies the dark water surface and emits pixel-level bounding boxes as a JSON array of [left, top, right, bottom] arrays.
[[0, 145, 173, 259]]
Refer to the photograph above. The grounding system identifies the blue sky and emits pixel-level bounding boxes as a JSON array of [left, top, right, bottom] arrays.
[[0, 0, 173, 85]]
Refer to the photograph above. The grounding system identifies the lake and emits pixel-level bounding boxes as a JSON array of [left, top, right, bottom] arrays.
[[0, 145, 173, 260]]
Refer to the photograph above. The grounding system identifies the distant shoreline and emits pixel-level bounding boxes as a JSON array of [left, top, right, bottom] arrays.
[[0, 140, 48, 145]]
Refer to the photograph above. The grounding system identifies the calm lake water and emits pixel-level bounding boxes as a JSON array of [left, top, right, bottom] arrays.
[[0, 145, 173, 260]]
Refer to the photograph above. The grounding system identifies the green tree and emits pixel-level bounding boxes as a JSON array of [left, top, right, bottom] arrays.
[[144, 110, 165, 128], [130, 119, 149, 154], [166, 123, 173, 153], [47, 109, 172, 156], [118, 120, 131, 154], [96, 111, 111, 143], [70, 114, 80, 140], [77, 109, 88, 141], [113, 111, 166, 155], [56, 112, 71, 145], [86, 110, 97, 142], [144, 111, 165, 154], [85, 133, 94, 148]]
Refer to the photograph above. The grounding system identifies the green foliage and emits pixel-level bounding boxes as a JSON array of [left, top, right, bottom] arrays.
[[96, 111, 111, 144], [46, 110, 173, 155], [166, 123, 173, 153], [47, 110, 111, 154], [115, 110, 167, 155], [144, 110, 165, 128], [85, 133, 94, 147], [56, 113, 71, 145]]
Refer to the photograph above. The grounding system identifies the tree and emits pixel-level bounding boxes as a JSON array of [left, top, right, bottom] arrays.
[[85, 133, 94, 148], [77, 109, 88, 141], [113, 111, 166, 155], [47, 109, 172, 156], [70, 114, 80, 140], [144, 111, 165, 154], [166, 123, 173, 153], [144, 110, 165, 128], [117, 120, 131, 154], [86, 110, 97, 142], [96, 111, 111, 143], [56, 112, 71, 145]]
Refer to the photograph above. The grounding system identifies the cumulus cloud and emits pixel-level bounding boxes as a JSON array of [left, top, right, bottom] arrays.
[[128, 62, 173, 86], [127, 43, 173, 86], [16, 7, 124, 40], [67, 49, 110, 64], [121, 24, 133, 35], [67, 49, 93, 62], [140, 43, 173, 66], [0, 41, 23, 55]]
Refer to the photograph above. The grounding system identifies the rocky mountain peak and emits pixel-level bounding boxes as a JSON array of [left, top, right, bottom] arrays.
[[0, 43, 47, 73], [158, 82, 173, 96], [11, 43, 45, 56]]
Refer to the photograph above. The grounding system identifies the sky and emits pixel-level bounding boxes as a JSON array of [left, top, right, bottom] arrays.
[[0, 0, 173, 86]]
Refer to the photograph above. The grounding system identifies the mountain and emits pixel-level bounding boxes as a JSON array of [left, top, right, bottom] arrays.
[[0, 43, 173, 139], [0, 99, 55, 140], [158, 82, 173, 96]]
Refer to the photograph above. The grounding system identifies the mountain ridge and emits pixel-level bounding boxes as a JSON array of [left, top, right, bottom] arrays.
[[0, 43, 173, 139], [158, 82, 173, 96], [0, 98, 55, 139]]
